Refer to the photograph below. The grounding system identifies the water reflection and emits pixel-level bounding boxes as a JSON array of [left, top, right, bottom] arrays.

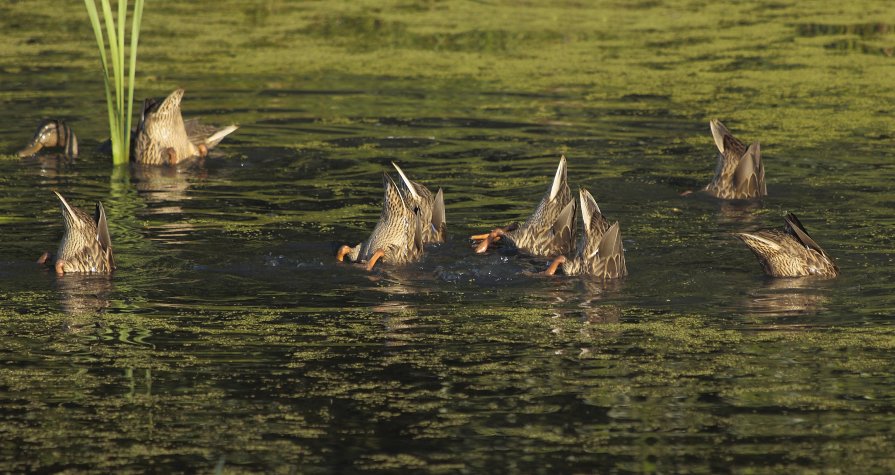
[[824, 39, 895, 57], [21, 153, 74, 181], [742, 277, 831, 317], [363, 270, 418, 314], [130, 162, 207, 242], [715, 200, 763, 226], [795, 23, 895, 38], [575, 280, 625, 323], [53, 274, 113, 317], [131, 162, 199, 205]]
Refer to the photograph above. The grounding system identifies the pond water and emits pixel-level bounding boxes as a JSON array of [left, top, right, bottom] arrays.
[[2, 0, 895, 472]]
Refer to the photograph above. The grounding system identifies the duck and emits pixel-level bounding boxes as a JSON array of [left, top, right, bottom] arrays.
[[735, 213, 838, 278], [391, 161, 446, 244], [133, 88, 238, 165], [471, 155, 576, 257], [18, 120, 78, 159], [544, 188, 627, 279], [704, 119, 766, 199], [38, 191, 115, 275], [336, 174, 425, 271]]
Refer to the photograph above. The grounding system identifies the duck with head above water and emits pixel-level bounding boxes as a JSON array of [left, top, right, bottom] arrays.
[[133, 88, 238, 166], [704, 119, 766, 200], [544, 188, 627, 279], [336, 174, 425, 271], [735, 213, 838, 278], [471, 155, 576, 257], [38, 191, 115, 276], [18, 120, 78, 159]]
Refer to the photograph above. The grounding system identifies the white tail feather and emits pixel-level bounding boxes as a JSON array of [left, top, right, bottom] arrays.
[[391, 162, 420, 200], [549, 155, 567, 202], [738, 233, 783, 251], [579, 188, 600, 231], [709, 119, 725, 153], [204, 125, 239, 147]]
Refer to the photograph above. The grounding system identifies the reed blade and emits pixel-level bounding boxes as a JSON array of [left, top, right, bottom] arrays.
[[117, 0, 126, 126], [100, 0, 122, 136], [125, 0, 144, 159], [84, 0, 119, 162], [83, 0, 144, 165]]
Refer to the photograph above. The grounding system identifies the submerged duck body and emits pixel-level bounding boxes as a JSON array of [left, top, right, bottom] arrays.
[[18, 120, 78, 159], [704, 119, 766, 200], [545, 188, 627, 279], [736, 213, 838, 278], [472, 155, 576, 257], [134, 88, 238, 166], [391, 162, 446, 244], [40, 192, 115, 275], [337, 174, 425, 271]]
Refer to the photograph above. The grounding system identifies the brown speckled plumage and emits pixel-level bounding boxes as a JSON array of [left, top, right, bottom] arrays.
[[475, 156, 576, 257], [736, 213, 838, 278], [549, 189, 627, 279], [340, 174, 424, 269], [46, 192, 115, 275], [18, 120, 78, 159], [134, 89, 238, 165], [391, 162, 446, 244], [704, 119, 766, 200]]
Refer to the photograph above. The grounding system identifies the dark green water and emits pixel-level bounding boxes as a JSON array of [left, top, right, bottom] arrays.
[[2, 1, 895, 472]]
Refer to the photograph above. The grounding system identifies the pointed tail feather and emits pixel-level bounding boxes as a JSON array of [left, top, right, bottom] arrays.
[[549, 155, 567, 202], [552, 199, 577, 255], [597, 222, 627, 278], [53, 191, 77, 220], [735, 232, 783, 253], [391, 162, 421, 200], [784, 213, 827, 256], [431, 188, 446, 240], [710, 119, 728, 153], [578, 188, 601, 232], [204, 125, 239, 149], [93, 201, 113, 253]]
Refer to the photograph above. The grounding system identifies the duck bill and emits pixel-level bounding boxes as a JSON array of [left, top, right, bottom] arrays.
[[17, 141, 43, 157]]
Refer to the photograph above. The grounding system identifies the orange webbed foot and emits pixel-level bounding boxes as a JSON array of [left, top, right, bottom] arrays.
[[474, 228, 507, 254], [474, 232, 495, 253], [336, 245, 351, 262], [54, 259, 66, 276], [166, 147, 177, 166], [544, 255, 566, 276], [365, 249, 385, 272], [198, 143, 208, 158]]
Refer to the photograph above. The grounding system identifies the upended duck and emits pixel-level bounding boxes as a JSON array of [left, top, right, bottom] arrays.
[[544, 188, 627, 279], [735, 213, 838, 278], [18, 120, 78, 159], [38, 191, 115, 275], [391, 162, 446, 244], [471, 155, 576, 257], [704, 119, 766, 199], [336, 174, 425, 271], [134, 88, 238, 165]]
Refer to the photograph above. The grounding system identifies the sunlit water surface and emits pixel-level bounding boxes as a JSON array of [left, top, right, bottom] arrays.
[[2, 0, 895, 472]]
